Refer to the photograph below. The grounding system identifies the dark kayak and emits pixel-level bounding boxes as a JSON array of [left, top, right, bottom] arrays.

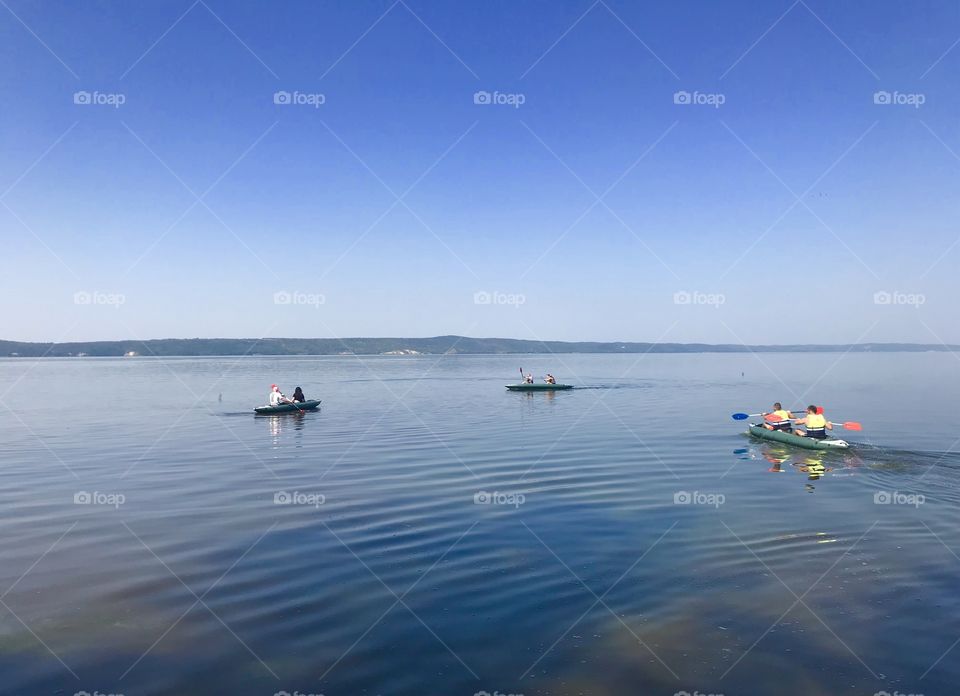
[[254, 400, 321, 414], [748, 424, 849, 450], [506, 384, 573, 391]]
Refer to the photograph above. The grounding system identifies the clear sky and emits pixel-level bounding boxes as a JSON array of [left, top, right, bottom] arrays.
[[1, 0, 958, 345]]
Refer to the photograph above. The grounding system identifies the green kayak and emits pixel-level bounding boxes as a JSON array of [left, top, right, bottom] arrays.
[[748, 424, 849, 450], [254, 399, 321, 414], [506, 384, 573, 391]]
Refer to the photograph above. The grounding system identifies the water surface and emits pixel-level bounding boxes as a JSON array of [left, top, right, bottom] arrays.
[[1, 353, 958, 695]]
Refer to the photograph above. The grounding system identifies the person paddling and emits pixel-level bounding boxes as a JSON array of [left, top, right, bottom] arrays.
[[523, 372, 534, 384], [544, 373, 556, 384], [762, 402, 793, 432], [269, 384, 290, 406], [794, 405, 832, 439]]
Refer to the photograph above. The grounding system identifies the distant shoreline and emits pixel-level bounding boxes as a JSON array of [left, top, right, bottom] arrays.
[[2, 336, 957, 358]]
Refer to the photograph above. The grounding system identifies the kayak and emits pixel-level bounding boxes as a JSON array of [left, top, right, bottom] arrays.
[[506, 384, 573, 391], [748, 424, 849, 450], [254, 400, 321, 414]]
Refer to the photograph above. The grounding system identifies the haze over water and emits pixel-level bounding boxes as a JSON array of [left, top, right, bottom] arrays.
[[2, 352, 959, 695]]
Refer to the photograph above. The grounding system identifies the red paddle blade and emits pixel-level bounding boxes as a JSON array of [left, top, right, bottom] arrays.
[[841, 421, 862, 431], [816, 406, 824, 415]]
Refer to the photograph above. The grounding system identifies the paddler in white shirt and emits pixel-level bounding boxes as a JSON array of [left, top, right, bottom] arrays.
[[268, 384, 290, 406]]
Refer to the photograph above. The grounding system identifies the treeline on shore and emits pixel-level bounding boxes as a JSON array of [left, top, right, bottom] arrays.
[[2, 336, 958, 357]]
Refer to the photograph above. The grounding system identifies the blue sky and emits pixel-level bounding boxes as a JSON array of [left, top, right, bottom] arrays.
[[1, 0, 958, 344]]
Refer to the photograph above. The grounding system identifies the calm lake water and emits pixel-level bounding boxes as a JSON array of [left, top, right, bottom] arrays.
[[2, 353, 959, 696]]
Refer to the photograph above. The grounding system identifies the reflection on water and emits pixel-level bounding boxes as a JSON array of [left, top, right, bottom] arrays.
[[735, 438, 872, 487], [262, 410, 317, 443]]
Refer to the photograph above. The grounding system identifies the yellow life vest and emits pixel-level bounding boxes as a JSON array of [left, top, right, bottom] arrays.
[[806, 413, 826, 429], [773, 409, 791, 421]]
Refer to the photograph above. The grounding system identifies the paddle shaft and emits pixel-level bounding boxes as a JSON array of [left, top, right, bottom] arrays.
[[733, 412, 861, 430], [278, 391, 305, 410]]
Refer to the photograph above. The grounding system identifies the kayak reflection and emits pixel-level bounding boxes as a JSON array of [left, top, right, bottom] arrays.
[[264, 410, 310, 440], [523, 389, 557, 401], [735, 441, 861, 487], [792, 451, 832, 480]]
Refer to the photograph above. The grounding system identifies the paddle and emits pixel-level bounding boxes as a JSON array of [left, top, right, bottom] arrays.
[[731, 412, 862, 430], [832, 421, 862, 431], [732, 406, 823, 420]]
